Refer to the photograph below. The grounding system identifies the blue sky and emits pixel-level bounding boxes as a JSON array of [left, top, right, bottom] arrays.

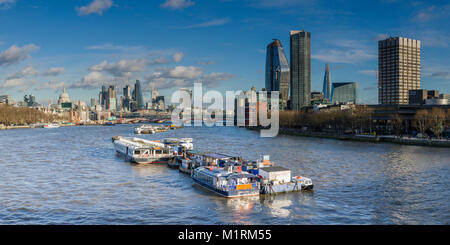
[[0, 0, 449, 105]]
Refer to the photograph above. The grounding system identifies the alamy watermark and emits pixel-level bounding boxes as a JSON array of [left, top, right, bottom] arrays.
[[170, 83, 279, 137]]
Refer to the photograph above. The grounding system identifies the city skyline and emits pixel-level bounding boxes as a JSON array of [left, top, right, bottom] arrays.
[[0, 0, 449, 105]]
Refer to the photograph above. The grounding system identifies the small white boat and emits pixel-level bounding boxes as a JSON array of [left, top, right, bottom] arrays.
[[43, 124, 60, 128], [134, 125, 155, 134]]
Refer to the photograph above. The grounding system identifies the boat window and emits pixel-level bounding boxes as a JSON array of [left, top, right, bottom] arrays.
[[134, 150, 140, 155], [155, 150, 162, 155]]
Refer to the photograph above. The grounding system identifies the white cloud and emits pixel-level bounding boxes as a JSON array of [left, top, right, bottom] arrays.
[[145, 65, 235, 90], [163, 66, 203, 79], [43, 67, 65, 76], [372, 34, 389, 41], [161, 0, 195, 10], [71, 71, 113, 89], [412, 4, 450, 23], [76, 0, 113, 16], [0, 0, 16, 9], [312, 49, 376, 64], [7, 66, 39, 79], [89, 58, 164, 77], [173, 52, 184, 63], [185, 18, 231, 28], [86, 43, 144, 51], [312, 39, 376, 64], [1, 78, 25, 89], [359, 70, 377, 76], [0, 44, 39, 66], [36, 80, 68, 91], [1, 66, 39, 90]]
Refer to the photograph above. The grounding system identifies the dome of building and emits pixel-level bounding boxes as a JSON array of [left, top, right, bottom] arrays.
[[58, 88, 71, 104]]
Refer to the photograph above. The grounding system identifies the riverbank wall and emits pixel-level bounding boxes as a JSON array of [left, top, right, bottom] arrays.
[[247, 126, 450, 148]]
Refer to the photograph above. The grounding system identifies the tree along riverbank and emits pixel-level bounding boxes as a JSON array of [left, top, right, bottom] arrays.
[[247, 126, 450, 148]]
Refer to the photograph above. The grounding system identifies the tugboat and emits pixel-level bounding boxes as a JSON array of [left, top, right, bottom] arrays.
[[192, 166, 260, 198]]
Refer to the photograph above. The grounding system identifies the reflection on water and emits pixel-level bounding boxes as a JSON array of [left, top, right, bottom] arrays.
[[0, 125, 449, 224]]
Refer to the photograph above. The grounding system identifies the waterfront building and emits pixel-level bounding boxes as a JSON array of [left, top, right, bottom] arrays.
[[290, 30, 311, 110], [133, 80, 144, 110], [378, 37, 421, 104], [331, 82, 358, 104], [0, 95, 14, 105], [265, 39, 290, 109], [322, 63, 332, 100], [58, 88, 71, 105], [409, 89, 440, 105]]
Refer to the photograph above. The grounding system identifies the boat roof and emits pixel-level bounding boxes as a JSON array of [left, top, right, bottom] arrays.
[[203, 153, 237, 159], [196, 167, 257, 179], [259, 166, 291, 172]]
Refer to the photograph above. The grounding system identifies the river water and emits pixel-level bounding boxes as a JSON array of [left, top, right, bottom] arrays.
[[0, 124, 448, 225]]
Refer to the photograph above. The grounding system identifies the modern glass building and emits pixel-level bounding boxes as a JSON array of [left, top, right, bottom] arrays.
[[265, 39, 290, 109], [322, 63, 331, 100], [331, 82, 359, 104], [133, 80, 144, 110], [290, 30, 311, 110]]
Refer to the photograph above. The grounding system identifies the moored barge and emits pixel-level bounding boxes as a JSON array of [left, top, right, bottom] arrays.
[[191, 166, 260, 198]]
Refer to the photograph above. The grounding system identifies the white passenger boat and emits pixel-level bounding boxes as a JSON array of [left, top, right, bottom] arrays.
[[134, 125, 155, 134], [43, 124, 60, 128], [112, 136, 172, 164], [163, 138, 194, 151], [192, 166, 260, 198]]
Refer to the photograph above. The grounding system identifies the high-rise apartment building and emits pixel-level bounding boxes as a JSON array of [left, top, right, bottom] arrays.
[[290, 30, 311, 110], [265, 39, 290, 109], [322, 63, 331, 100], [378, 37, 421, 104]]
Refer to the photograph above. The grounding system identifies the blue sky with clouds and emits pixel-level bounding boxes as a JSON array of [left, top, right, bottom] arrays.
[[0, 0, 449, 105]]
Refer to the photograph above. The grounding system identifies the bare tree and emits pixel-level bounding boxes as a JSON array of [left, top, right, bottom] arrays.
[[414, 109, 429, 138], [429, 108, 446, 139]]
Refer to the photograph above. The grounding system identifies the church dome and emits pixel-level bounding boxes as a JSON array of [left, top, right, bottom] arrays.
[[58, 88, 71, 104]]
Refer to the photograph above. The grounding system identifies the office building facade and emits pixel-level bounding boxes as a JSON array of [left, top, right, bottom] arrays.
[[331, 82, 358, 104], [378, 37, 421, 104], [265, 39, 290, 109], [322, 63, 331, 100], [290, 30, 311, 110]]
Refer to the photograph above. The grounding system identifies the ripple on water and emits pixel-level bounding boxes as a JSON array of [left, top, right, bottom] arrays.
[[0, 125, 448, 224]]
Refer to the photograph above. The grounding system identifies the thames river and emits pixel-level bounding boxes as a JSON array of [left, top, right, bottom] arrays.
[[0, 124, 448, 225]]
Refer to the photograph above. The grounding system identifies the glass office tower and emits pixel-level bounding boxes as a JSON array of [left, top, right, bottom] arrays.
[[322, 63, 331, 100], [290, 30, 311, 110], [265, 39, 290, 109]]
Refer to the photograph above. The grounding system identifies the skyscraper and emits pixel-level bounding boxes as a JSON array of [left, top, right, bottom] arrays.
[[122, 85, 132, 111], [322, 63, 331, 100], [133, 80, 144, 110], [107, 85, 117, 111], [290, 30, 311, 110], [265, 39, 290, 109], [378, 37, 421, 104], [331, 82, 358, 104]]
